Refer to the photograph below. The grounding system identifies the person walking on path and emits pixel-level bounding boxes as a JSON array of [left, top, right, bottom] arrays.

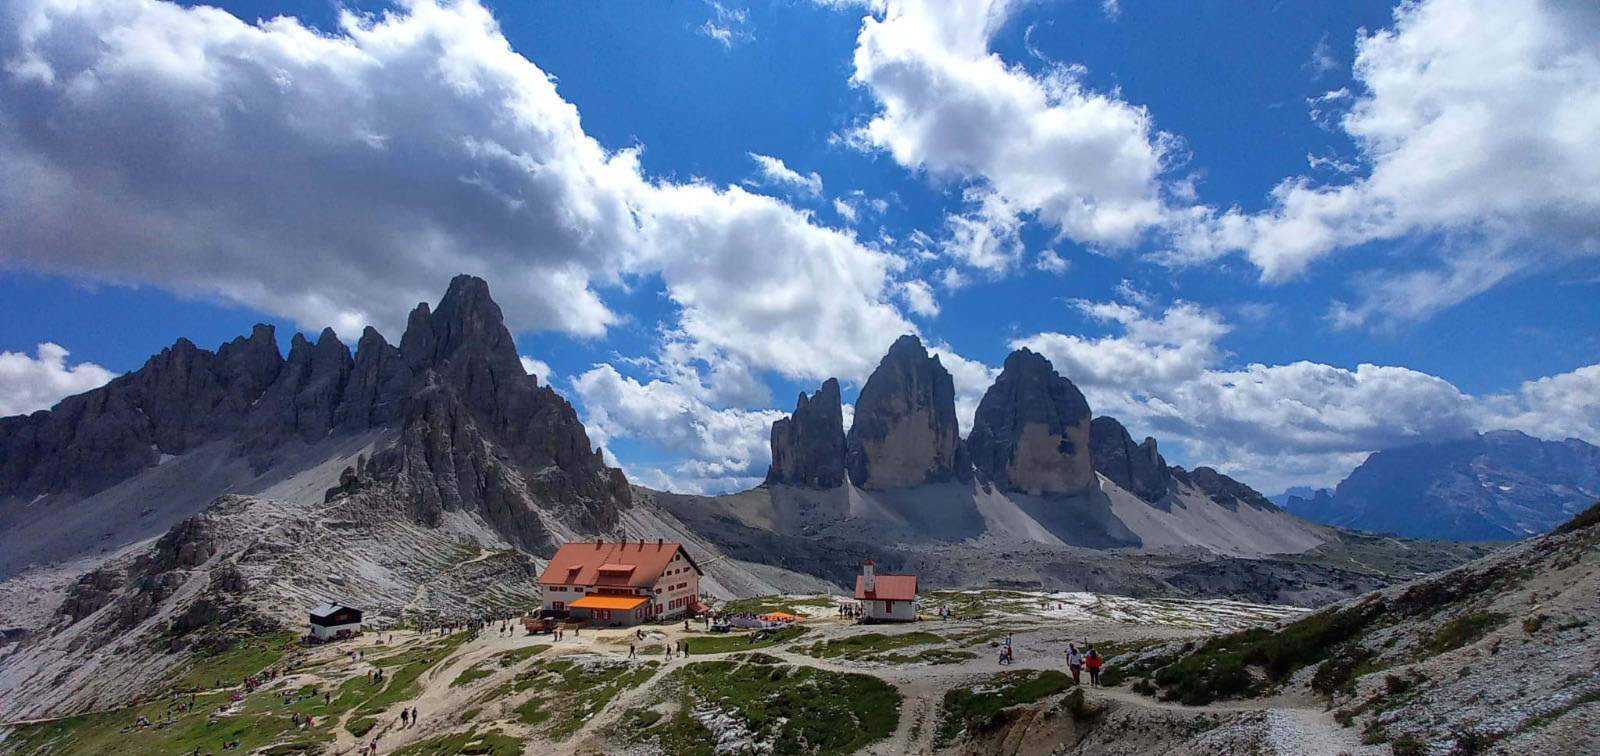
[[1067, 644, 1084, 684], [628, 644, 636, 659], [1084, 645, 1103, 688]]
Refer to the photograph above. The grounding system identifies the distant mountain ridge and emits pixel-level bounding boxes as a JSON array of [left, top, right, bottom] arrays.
[[1284, 430, 1600, 540], [1270, 486, 1330, 507]]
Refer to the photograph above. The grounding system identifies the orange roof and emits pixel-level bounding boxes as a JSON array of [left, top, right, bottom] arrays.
[[538, 541, 700, 588], [855, 574, 917, 601], [567, 594, 650, 611]]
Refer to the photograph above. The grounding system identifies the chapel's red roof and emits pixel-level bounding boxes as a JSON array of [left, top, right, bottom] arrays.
[[538, 541, 699, 588], [855, 574, 917, 601]]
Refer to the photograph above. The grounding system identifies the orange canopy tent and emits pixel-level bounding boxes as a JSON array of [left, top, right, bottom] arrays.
[[760, 611, 801, 622]]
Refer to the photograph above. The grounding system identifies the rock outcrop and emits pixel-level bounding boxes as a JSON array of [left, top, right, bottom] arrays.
[[845, 335, 970, 489], [1089, 416, 1171, 504], [967, 349, 1094, 495], [1171, 466, 1279, 512], [766, 378, 847, 488]]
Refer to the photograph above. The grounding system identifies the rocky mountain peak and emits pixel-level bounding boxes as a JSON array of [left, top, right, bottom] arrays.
[[767, 378, 847, 488], [349, 274, 631, 550], [427, 275, 523, 373], [845, 334, 970, 489], [967, 348, 1094, 494], [1089, 415, 1171, 504]]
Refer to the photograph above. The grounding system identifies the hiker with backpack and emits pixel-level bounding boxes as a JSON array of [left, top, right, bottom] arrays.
[[1067, 644, 1084, 684], [1084, 644, 1103, 687]]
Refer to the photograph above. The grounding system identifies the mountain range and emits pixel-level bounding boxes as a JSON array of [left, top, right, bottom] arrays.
[[1281, 431, 1600, 541], [0, 275, 1504, 722]]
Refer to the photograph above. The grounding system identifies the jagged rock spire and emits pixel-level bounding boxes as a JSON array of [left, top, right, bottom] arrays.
[[767, 378, 847, 488], [967, 348, 1094, 495], [845, 334, 970, 489]]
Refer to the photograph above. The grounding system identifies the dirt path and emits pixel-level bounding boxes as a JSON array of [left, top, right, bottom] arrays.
[[402, 547, 493, 616], [307, 615, 1369, 756]]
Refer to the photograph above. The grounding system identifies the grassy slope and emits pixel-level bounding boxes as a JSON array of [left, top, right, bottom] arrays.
[[632, 657, 900, 756], [4, 633, 473, 756], [1115, 503, 1600, 708]]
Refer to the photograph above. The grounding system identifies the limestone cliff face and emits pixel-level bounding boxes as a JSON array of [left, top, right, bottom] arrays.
[[1089, 416, 1171, 504], [845, 335, 970, 489], [967, 349, 1094, 495], [766, 378, 847, 488]]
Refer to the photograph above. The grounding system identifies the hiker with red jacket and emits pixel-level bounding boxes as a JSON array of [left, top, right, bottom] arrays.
[[1084, 644, 1103, 687]]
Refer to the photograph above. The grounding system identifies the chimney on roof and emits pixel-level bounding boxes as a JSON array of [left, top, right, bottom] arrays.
[[656, 538, 663, 546], [862, 559, 875, 592]]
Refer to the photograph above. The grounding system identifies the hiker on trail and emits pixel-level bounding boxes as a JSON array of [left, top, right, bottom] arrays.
[[681, 640, 689, 657], [1085, 645, 1103, 688], [401, 708, 409, 727], [629, 644, 636, 659], [1067, 644, 1084, 684], [412, 707, 419, 725]]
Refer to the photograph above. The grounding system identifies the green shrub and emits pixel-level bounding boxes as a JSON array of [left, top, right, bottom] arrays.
[[1390, 733, 1426, 756], [1310, 646, 1377, 695], [1429, 612, 1507, 654]]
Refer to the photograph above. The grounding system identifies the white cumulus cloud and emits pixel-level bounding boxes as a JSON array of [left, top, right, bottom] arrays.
[[1015, 300, 1600, 492], [748, 153, 823, 197], [569, 364, 784, 493], [0, 0, 913, 385], [1174, 0, 1600, 322], [0, 343, 118, 416], [519, 355, 555, 385], [848, 0, 1177, 269]]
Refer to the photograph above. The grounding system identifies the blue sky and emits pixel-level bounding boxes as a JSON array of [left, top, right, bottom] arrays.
[[1, 0, 1597, 495]]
